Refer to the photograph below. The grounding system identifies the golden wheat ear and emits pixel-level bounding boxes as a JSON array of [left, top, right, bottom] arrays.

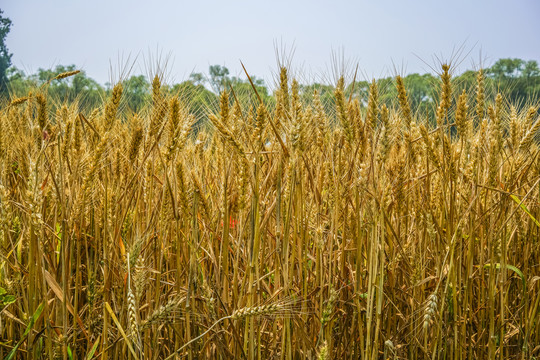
[[53, 70, 81, 81]]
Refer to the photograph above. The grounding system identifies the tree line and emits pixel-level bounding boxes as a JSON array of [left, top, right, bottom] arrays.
[[4, 58, 539, 117]]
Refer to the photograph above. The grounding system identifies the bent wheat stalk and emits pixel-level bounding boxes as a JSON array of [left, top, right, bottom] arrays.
[[164, 303, 287, 359]]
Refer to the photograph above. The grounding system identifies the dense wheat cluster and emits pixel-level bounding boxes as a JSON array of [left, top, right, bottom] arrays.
[[0, 64, 539, 360]]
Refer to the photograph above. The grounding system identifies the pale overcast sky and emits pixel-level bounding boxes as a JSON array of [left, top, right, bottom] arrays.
[[2, 0, 540, 86]]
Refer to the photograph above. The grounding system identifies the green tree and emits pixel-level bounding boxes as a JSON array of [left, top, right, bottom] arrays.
[[6, 66, 34, 96], [229, 75, 274, 109], [302, 82, 336, 114], [403, 73, 438, 120], [0, 9, 12, 95], [523, 60, 540, 79], [170, 80, 218, 131], [486, 58, 540, 105], [454, 70, 477, 94], [209, 65, 230, 93], [521, 60, 540, 100], [124, 75, 150, 112], [489, 58, 525, 79], [7, 64, 105, 112], [189, 72, 205, 86], [36, 65, 104, 111]]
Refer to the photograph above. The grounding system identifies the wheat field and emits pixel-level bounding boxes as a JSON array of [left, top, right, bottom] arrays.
[[0, 64, 539, 359]]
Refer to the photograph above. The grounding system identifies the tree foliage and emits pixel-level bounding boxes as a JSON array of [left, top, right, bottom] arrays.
[[0, 9, 12, 95], [209, 65, 230, 93], [487, 58, 540, 104], [5, 58, 539, 125]]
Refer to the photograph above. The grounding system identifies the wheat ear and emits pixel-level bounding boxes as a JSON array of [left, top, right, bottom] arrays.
[[126, 253, 141, 352], [165, 303, 285, 359]]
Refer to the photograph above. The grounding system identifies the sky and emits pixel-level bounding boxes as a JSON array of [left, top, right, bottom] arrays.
[[3, 0, 540, 87]]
